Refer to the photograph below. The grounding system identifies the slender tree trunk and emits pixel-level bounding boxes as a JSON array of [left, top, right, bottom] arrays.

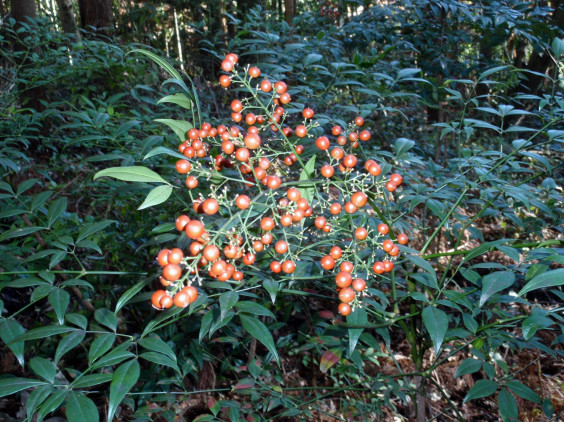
[[78, 0, 114, 36], [55, 0, 81, 40], [284, 0, 295, 25], [11, 0, 36, 23], [10, 0, 46, 111]]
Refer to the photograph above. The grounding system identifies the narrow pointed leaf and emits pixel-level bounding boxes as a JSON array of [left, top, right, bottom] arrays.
[[498, 389, 519, 422], [71, 373, 113, 389], [479, 271, 515, 307], [88, 333, 116, 364], [55, 330, 86, 364], [29, 357, 56, 383], [48, 288, 70, 325], [138, 185, 173, 210], [518, 268, 564, 296], [0, 377, 48, 398], [108, 359, 140, 422], [455, 358, 482, 378], [10, 325, 77, 343], [138, 337, 177, 362], [36, 389, 68, 422], [422, 306, 448, 355], [240, 314, 280, 365], [0, 319, 26, 366], [220, 291, 239, 321], [94, 166, 167, 184], [66, 391, 99, 422], [157, 93, 192, 109], [94, 308, 118, 331], [464, 379, 498, 403], [347, 307, 367, 356]]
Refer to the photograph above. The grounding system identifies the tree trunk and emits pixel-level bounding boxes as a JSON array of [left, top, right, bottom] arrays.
[[10, 0, 45, 111], [78, 0, 113, 35], [10, 0, 36, 23], [284, 0, 295, 25], [55, 0, 81, 40]]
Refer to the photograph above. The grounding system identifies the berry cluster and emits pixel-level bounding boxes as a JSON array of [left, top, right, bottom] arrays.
[[149, 53, 408, 317]]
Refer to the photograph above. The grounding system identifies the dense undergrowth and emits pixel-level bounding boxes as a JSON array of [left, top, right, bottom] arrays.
[[1, 2, 563, 421]]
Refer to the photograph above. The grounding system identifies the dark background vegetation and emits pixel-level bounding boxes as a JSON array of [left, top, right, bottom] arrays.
[[1, 0, 563, 421]]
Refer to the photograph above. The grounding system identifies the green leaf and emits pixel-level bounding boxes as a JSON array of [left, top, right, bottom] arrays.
[[0, 377, 48, 398], [76, 220, 114, 243], [88, 333, 117, 365], [31, 191, 53, 211], [138, 185, 173, 210], [108, 359, 140, 422], [220, 291, 240, 321], [263, 278, 278, 304], [47, 197, 67, 227], [26, 384, 53, 419], [91, 347, 135, 371], [405, 254, 438, 288], [36, 389, 68, 422], [66, 391, 99, 422], [240, 314, 280, 365], [129, 49, 187, 89], [394, 137, 415, 157], [65, 313, 88, 330], [155, 119, 193, 142], [498, 389, 519, 422], [199, 310, 214, 342], [504, 380, 541, 403], [298, 156, 316, 203], [143, 146, 187, 161], [0, 226, 46, 242], [94, 166, 167, 184], [551, 37, 564, 57], [139, 352, 180, 373], [518, 268, 564, 296], [464, 379, 498, 403], [455, 358, 482, 378], [95, 308, 118, 331], [422, 306, 448, 355], [29, 357, 56, 384], [0, 319, 26, 366], [72, 373, 113, 389], [115, 279, 150, 314], [138, 337, 177, 362], [522, 315, 554, 341], [347, 307, 367, 356], [542, 397, 554, 418], [11, 325, 77, 343], [478, 65, 509, 81], [157, 93, 192, 109], [303, 53, 322, 66], [55, 330, 85, 365], [479, 271, 515, 307], [319, 348, 341, 373], [234, 301, 275, 319], [48, 288, 70, 325], [16, 178, 37, 196]]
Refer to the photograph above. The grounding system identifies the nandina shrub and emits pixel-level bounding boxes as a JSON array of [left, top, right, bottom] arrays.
[[92, 50, 412, 417], [98, 50, 408, 344]]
